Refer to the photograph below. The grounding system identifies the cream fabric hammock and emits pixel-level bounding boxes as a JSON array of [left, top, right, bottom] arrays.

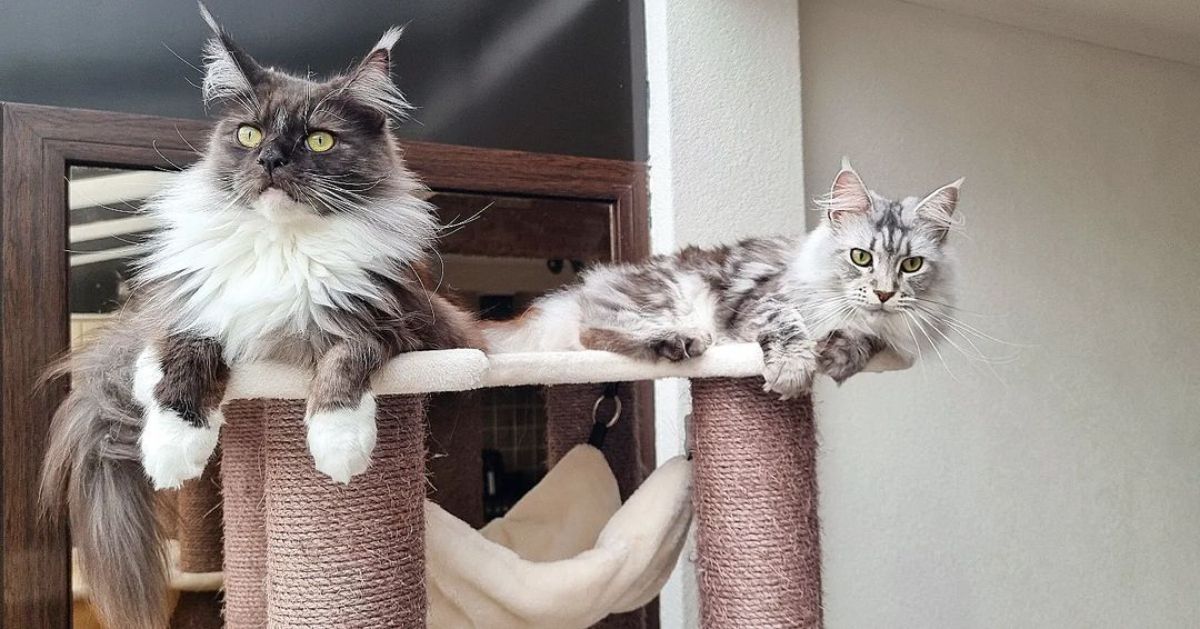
[[427, 445, 693, 629]]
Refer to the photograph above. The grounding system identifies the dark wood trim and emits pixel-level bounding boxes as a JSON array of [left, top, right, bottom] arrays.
[[0, 102, 650, 629], [401, 139, 650, 262], [433, 195, 614, 261], [0, 102, 69, 629], [1, 103, 208, 629]]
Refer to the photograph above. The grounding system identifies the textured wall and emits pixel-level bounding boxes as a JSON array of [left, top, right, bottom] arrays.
[[646, 0, 805, 252], [801, 0, 1200, 627]]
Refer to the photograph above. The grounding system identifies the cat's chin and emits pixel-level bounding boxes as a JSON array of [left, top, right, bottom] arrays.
[[253, 187, 317, 221], [863, 307, 895, 320]]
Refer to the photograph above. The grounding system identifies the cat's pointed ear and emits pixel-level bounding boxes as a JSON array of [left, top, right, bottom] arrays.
[[914, 178, 964, 241], [826, 158, 872, 227], [198, 3, 266, 110], [340, 27, 412, 125]]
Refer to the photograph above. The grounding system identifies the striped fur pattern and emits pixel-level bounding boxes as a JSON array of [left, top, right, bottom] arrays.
[[486, 161, 963, 399], [40, 8, 479, 629]]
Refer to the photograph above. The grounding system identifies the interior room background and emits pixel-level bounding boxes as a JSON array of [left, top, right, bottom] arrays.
[[4, 0, 1198, 627]]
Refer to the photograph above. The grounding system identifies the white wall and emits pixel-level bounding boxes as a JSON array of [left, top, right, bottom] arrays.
[[801, 1, 1200, 627], [645, 0, 805, 251], [644, 1, 805, 626]]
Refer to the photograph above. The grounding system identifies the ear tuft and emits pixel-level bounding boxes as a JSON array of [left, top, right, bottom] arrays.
[[197, 2, 264, 110], [340, 27, 411, 124], [197, 1, 220, 34], [373, 26, 404, 58], [821, 161, 872, 227]]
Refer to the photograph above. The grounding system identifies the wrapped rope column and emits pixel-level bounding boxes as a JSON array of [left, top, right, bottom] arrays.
[[220, 400, 268, 628], [427, 392, 484, 528], [177, 455, 223, 573], [170, 452, 224, 629], [263, 395, 428, 628], [690, 377, 822, 628]]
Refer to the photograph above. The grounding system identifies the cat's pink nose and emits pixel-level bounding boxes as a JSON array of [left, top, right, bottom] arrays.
[[874, 290, 895, 303]]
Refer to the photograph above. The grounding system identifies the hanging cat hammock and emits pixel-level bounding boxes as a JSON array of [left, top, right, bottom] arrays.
[[429, 444, 691, 628], [429, 383, 692, 628]]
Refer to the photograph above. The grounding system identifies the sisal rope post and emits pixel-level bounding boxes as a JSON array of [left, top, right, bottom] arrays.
[[170, 452, 224, 629], [168, 592, 224, 629], [176, 454, 224, 574], [427, 391, 484, 528], [220, 400, 268, 629], [263, 395, 428, 628], [690, 377, 822, 628], [545, 383, 651, 629]]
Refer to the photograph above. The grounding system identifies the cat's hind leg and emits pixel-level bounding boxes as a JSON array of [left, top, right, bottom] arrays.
[[134, 335, 229, 489], [650, 329, 713, 361], [306, 340, 387, 483], [580, 326, 713, 362], [577, 268, 719, 361]]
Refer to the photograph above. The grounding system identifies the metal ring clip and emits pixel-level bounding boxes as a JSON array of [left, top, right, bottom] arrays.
[[592, 394, 622, 429]]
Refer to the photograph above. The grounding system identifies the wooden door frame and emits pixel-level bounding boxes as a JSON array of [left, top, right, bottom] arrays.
[[0, 102, 649, 628]]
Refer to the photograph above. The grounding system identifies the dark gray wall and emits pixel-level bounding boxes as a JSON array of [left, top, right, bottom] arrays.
[[0, 0, 646, 160]]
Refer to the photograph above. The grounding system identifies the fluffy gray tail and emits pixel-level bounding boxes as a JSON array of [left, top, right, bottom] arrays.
[[40, 317, 168, 629]]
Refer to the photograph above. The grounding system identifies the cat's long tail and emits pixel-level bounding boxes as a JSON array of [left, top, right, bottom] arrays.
[[479, 293, 584, 353], [40, 314, 168, 629]]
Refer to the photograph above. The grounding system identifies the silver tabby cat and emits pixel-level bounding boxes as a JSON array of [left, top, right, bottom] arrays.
[[486, 161, 963, 397]]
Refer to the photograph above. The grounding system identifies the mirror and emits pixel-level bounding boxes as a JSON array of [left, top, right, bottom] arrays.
[[68, 167, 176, 345], [67, 166, 179, 627]]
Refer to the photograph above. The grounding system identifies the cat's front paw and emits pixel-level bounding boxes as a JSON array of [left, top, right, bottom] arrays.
[[133, 347, 221, 489], [139, 406, 223, 489], [817, 332, 875, 385], [306, 392, 377, 484], [761, 341, 818, 400], [652, 330, 713, 362]]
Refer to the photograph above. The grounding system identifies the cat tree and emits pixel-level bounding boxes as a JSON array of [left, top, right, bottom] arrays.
[[165, 343, 906, 628]]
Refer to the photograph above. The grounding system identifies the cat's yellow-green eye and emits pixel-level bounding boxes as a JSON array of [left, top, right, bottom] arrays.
[[306, 131, 336, 153], [900, 256, 925, 273], [236, 125, 262, 148], [849, 248, 873, 267]]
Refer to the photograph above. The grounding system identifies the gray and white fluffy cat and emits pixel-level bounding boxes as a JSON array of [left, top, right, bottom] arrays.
[[486, 162, 963, 397], [40, 9, 479, 629]]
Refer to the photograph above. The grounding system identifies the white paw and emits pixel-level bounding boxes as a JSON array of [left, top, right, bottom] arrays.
[[140, 404, 223, 490], [762, 341, 819, 400], [307, 392, 377, 484], [134, 346, 223, 489]]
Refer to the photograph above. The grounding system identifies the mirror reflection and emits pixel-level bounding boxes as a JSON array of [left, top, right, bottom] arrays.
[[65, 168, 612, 625]]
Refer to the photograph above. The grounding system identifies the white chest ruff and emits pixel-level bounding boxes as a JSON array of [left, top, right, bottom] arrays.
[[189, 232, 353, 358], [147, 207, 391, 362]]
